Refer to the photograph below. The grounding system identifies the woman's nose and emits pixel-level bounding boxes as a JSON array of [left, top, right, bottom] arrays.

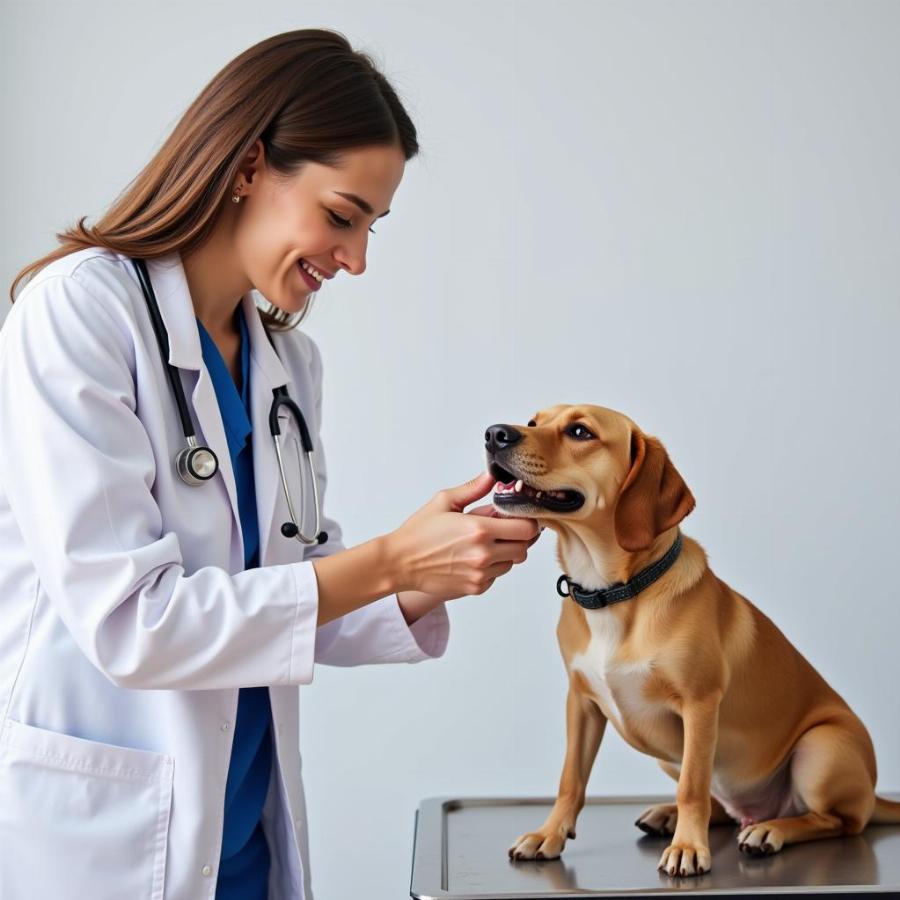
[[337, 256, 366, 276], [333, 240, 368, 276]]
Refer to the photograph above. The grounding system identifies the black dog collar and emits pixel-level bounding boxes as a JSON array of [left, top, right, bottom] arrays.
[[556, 532, 683, 611]]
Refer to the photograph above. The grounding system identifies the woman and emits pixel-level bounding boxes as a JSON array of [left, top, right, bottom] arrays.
[[0, 29, 540, 900]]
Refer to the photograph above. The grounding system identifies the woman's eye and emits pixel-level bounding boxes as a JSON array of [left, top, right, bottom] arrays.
[[328, 210, 376, 234], [567, 424, 594, 440]]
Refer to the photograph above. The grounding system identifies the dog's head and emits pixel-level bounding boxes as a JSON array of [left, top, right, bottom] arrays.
[[484, 404, 695, 551]]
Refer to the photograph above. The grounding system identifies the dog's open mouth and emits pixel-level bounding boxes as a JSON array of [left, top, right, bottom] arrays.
[[488, 461, 585, 513]]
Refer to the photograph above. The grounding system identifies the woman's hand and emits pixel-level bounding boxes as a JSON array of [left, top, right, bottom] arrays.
[[386, 471, 543, 601]]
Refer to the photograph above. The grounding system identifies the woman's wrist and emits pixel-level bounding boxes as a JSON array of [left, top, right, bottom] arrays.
[[377, 529, 411, 593], [396, 589, 444, 626], [311, 534, 404, 626]]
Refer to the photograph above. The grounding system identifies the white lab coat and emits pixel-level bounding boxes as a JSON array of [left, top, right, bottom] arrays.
[[0, 247, 449, 900]]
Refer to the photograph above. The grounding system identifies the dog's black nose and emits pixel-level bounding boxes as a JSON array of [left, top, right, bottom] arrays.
[[485, 424, 522, 452]]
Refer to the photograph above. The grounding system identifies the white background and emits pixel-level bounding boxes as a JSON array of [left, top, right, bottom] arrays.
[[3, 2, 899, 897]]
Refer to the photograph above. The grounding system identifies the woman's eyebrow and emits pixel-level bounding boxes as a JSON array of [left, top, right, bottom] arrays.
[[333, 191, 391, 219]]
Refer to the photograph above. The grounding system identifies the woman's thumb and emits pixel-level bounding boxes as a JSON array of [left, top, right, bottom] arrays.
[[438, 471, 495, 512]]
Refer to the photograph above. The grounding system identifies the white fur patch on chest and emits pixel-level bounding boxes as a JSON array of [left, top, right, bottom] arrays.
[[568, 609, 658, 732]]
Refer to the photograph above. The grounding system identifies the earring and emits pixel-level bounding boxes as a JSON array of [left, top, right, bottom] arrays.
[[231, 185, 242, 204]]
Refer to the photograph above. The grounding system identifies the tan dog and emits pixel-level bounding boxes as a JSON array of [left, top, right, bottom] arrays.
[[484, 404, 900, 878]]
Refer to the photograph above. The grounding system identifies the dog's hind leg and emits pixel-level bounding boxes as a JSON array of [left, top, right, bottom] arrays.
[[509, 681, 606, 860], [738, 721, 876, 856]]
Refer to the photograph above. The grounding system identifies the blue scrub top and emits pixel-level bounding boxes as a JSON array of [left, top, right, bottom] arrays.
[[196, 307, 272, 900]]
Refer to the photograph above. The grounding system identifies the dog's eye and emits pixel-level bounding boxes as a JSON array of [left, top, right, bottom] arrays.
[[566, 424, 594, 440], [527, 420, 536, 427]]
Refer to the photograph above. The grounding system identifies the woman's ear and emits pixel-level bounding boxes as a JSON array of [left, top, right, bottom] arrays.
[[614, 430, 695, 552]]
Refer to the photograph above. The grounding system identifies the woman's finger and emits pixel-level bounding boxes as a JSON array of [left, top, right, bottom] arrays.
[[466, 503, 500, 518]]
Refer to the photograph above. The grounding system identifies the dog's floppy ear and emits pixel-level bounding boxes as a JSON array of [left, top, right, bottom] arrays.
[[614, 430, 695, 552]]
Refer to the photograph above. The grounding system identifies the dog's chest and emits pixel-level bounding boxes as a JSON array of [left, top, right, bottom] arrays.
[[568, 611, 663, 736]]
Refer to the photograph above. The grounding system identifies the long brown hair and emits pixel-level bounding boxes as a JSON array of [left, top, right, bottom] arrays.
[[8, 28, 420, 331]]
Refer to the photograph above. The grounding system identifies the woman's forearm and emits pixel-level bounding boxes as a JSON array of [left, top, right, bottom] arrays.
[[309, 534, 444, 627], [310, 535, 402, 626]]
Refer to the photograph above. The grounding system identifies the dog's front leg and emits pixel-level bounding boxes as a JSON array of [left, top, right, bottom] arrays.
[[509, 679, 607, 860], [657, 692, 721, 877]]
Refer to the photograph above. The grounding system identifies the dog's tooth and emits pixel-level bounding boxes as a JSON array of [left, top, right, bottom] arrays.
[[515, 479, 523, 493], [536, 491, 542, 498]]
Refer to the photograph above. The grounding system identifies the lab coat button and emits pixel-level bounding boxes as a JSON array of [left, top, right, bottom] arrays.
[[201, 865, 213, 877], [220, 722, 230, 732]]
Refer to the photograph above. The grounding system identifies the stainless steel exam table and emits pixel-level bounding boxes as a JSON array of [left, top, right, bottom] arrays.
[[409, 795, 900, 898]]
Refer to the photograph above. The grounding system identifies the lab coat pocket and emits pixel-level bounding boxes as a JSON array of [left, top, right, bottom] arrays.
[[0, 718, 174, 900]]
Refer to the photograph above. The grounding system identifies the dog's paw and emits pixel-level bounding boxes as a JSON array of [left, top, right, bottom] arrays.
[[657, 841, 712, 877], [508, 824, 574, 861], [738, 822, 784, 856], [635, 802, 678, 836]]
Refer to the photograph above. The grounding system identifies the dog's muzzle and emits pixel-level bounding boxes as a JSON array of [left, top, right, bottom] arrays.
[[484, 423, 585, 513]]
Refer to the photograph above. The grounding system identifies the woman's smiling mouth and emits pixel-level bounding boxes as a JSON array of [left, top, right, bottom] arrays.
[[297, 258, 324, 290]]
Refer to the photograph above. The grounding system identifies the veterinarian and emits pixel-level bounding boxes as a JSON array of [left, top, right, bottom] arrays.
[[0, 30, 540, 900]]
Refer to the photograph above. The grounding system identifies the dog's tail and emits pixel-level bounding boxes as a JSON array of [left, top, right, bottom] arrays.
[[870, 795, 900, 824]]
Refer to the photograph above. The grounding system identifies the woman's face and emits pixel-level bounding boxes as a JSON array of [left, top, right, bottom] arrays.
[[233, 140, 405, 313]]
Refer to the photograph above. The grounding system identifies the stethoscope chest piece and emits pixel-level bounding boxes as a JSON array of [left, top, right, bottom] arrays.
[[176, 438, 219, 485]]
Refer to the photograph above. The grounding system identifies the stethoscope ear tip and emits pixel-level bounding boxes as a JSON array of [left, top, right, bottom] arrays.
[[280, 522, 328, 545]]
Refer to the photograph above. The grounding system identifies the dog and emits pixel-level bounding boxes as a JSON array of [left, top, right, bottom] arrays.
[[484, 404, 900, 877]]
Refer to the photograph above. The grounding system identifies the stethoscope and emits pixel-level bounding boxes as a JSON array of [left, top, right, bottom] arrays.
[[130, 257, 327, 545]]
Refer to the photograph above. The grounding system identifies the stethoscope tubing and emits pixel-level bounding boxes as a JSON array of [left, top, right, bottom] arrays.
[[130, 257, 326, 545], [132, 257, 196, 441]]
